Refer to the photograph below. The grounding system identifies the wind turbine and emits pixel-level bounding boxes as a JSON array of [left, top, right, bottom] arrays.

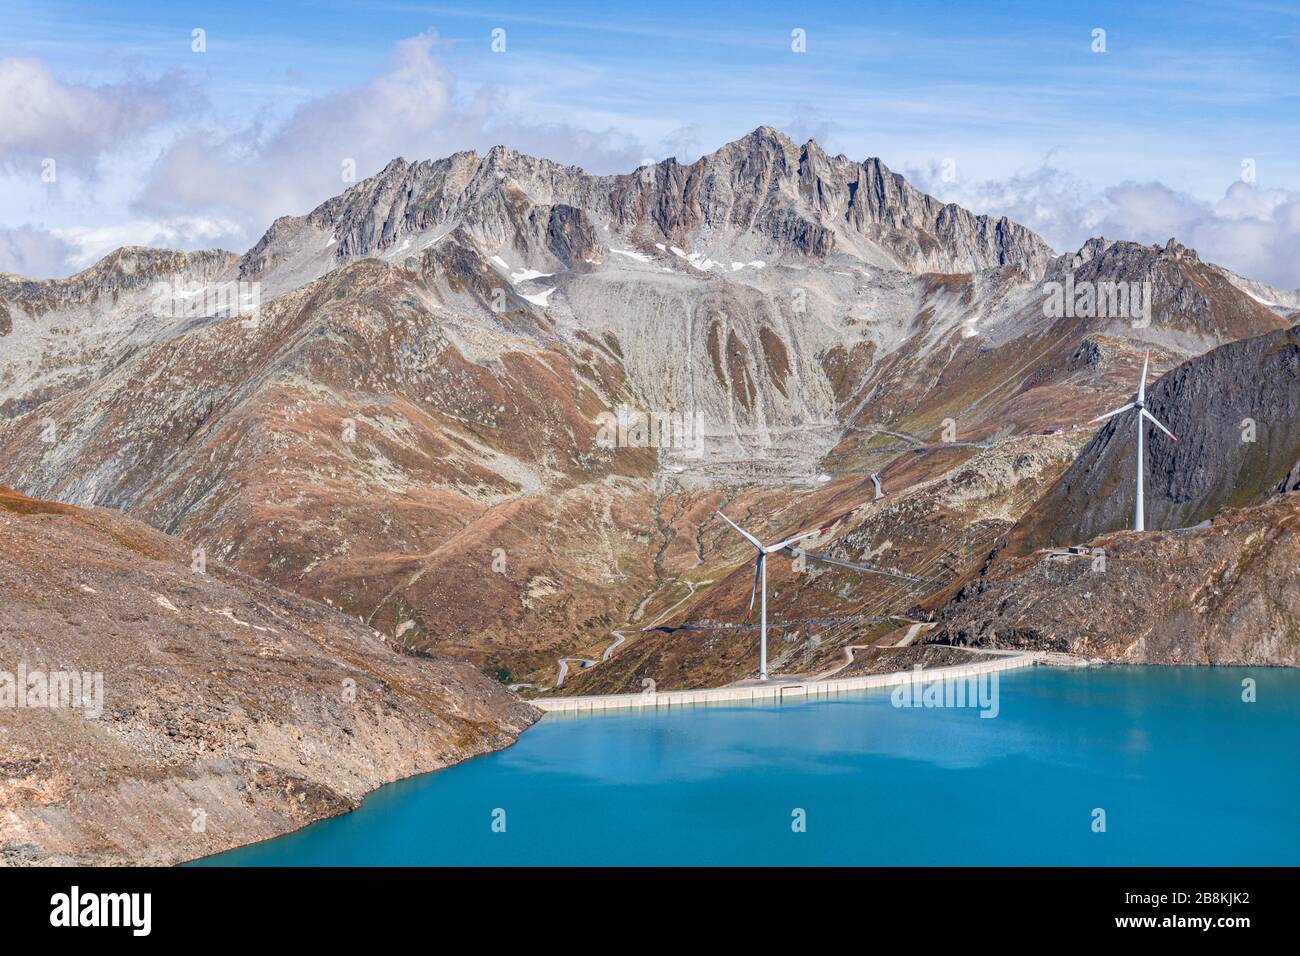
[[1087, 350, 1177, 532], [713, 509, 831, 680]]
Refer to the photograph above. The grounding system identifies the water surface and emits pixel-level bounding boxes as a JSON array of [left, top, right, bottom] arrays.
[[198, 666, 1300, 865]]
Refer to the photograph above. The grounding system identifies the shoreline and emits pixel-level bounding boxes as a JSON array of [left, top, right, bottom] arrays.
[[181, 651, 1032, 864], [531, 649, 1045, 714], [188, 656, 1289, 864]]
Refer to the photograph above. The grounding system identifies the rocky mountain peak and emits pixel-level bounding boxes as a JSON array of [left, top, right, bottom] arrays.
[[229, 128, 1060, 287], [2, 246, 238, 304], [1041, 234, 1284, 342], [730, 124, 799, 159], [1070, 236, 1113, 268]]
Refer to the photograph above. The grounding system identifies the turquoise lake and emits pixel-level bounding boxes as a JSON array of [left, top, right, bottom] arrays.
[[197, 666, 1300, 866]]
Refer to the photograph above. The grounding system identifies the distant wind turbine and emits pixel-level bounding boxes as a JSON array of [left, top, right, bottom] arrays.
[[713, 509, 831, 680], [1087, 350, 1177, 532]]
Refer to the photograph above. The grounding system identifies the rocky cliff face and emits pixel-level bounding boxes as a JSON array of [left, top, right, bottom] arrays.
[[0, 486, 538, 865], [1036, 237, 1286, 345], [240, 128, 1055, 287], [0, 247, 240, 417], [925, 324, 1300, 665], [0, 247, 238, 315], [1009, 325, 1300, 552], [931, 494, 1300, 664]]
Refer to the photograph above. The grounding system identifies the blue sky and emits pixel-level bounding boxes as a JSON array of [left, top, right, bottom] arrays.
[[2, 0, 1298, 284]]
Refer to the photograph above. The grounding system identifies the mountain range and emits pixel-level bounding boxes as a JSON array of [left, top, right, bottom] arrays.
[[2, 125, 1296, 696]]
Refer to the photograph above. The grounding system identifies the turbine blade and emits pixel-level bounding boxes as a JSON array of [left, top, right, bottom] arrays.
[[1139, 351, 1150, 403], [766, 524, 831, 553], [1087, 402, 1135, 424], [1141, 408, 1177, 441], [714, 508, 763, 550], [745, 555, 762, 621]]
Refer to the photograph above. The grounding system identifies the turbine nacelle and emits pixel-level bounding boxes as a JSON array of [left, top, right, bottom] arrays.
[[713, 508, 831, 555]]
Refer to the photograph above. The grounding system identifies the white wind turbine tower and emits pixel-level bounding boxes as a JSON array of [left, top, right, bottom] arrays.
[[1087, 350, 1178, 532], [714, 509, 830, 680]]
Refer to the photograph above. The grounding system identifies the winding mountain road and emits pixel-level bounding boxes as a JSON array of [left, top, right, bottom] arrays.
[[602, 632, 627, 661], [894, 622, 934, 647], [555, 657, 598, 687], [812, 622, 936, 680], [513, 578, 702, 693], [641, 578, 701, 630]]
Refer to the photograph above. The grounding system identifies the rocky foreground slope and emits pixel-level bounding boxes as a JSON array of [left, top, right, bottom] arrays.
[[0, 486, 537, 865], [932, 494, 1299, 664]]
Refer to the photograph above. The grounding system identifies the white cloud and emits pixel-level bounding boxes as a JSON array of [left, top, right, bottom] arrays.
[[0, 58, 198, 171], [0, 226, 77, 278], [0, 218, 243, 280], [1096, 181, 1300, 291], [909, 161, 1300, 290], [136, 32, 645, 240], [52, 217, 245, 270]]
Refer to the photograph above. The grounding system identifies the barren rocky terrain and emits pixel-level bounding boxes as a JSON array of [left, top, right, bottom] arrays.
[[1009, 324, 1300, 552], [931, 494, 1299, 664], [0, 486, 538, 865], [923, 325, 1300, 663], [1, 127, 1294, 699]]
